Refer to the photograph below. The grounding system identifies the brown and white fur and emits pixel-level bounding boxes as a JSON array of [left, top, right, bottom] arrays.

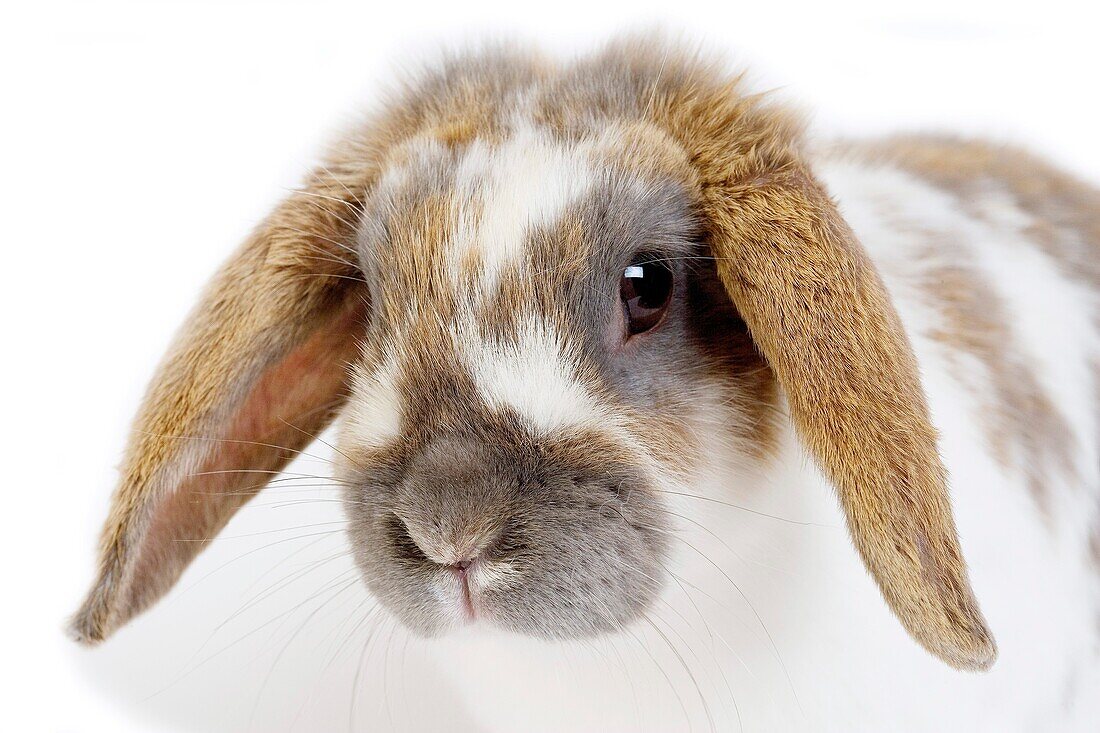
[[70, 38, 1100, 731]]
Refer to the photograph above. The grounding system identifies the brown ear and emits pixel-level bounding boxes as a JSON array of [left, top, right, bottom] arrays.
[[69, 172, 370, 644], [698, 156, 996, 670]]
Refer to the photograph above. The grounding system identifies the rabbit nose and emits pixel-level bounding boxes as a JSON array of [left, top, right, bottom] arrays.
[[391, 511, 496, 567], [448, 558, 474, 573]]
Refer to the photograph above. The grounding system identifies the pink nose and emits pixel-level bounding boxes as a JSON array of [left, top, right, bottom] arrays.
[[447, 558, 475, 574]]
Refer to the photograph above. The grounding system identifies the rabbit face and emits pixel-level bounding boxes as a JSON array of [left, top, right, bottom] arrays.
[[336, 125, 771, 636]]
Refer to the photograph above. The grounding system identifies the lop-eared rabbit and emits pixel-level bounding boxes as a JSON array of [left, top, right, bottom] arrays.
[[71, 38, 1100, 732]]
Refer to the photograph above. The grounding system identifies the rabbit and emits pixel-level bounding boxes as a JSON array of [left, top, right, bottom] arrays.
[[69, 36, 1100, 732]]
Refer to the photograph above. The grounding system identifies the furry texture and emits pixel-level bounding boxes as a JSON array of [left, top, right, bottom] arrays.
[[71, 37, 1100, 724]]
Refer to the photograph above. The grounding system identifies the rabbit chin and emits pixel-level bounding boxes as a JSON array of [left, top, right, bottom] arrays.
[[376, 566, 661, 641]]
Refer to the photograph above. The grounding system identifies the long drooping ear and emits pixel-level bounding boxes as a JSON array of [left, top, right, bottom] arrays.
[[666, 100, 996, 670], [70, 169, 372, 644]]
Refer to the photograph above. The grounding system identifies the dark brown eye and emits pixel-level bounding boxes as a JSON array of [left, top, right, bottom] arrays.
[[620, 258, 673, 336]]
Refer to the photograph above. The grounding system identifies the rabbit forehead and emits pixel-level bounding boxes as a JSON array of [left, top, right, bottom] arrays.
[[346, 124, 698, 454], [356, 118, 695, 331], [446, 126, 597, 293], [358, 119, 694, 298], [361, 123, 594, 277]]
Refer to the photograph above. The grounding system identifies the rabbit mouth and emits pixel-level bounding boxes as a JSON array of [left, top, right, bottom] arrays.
[[365, 559, 666, 640], [343, 473, 669, 640], [456, 570, 477, 621], [442, 558, 497, 624], [440, 555, 543, 626]]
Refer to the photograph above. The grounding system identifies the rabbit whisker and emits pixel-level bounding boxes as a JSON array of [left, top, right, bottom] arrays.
[[652, 488, 825, 526], [669, 533, 802, 713], [625, 624, 692, 728], [312, 163, 366, 207], [134, 429, 339, 466], [290, 189, 364, 231], [643, 612, 719, 733]]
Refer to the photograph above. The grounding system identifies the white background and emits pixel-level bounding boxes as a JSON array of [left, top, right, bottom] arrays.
[[4, 1, 1099, 731]]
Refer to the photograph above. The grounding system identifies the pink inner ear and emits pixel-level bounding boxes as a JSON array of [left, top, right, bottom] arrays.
[[119, 297, 367, 622]]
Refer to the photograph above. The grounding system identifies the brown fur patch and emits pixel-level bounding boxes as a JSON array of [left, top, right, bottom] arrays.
[[588, 121, 699, 187], [850, 136, 1100, 290], [918, 245, 1078, 515], [1090, 509, 1100, 571]]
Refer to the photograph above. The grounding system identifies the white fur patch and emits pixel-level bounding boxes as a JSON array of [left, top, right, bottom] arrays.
[[341, 355, 403, 449], [464, 321, 605, 435], [449, 125, 595, 295], [819, 157, 1100, 499]]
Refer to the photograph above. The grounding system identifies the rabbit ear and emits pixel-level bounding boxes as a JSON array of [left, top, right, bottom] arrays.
[[678, 107, 996, 669], [70, 174, 370, 644]]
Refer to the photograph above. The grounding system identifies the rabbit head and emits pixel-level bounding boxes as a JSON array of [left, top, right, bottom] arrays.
[[70, 40, 996, 672]]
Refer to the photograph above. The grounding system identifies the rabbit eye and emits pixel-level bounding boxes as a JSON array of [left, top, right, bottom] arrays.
[[620, 258, 673, 336]]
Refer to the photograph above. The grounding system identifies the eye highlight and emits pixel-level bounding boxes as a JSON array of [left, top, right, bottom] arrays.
[[620, 257, 673, 336]]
